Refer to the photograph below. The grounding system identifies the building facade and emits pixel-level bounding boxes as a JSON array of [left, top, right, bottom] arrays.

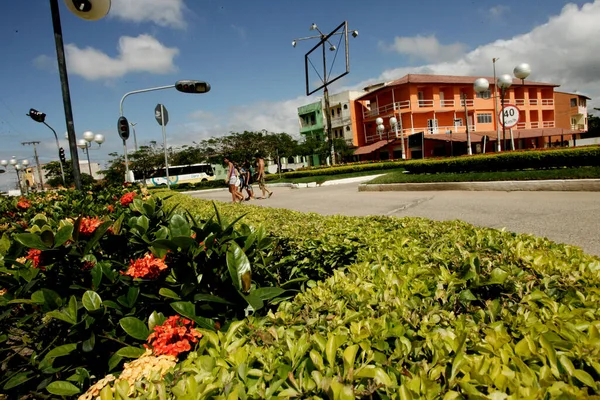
[[352, 74, 588, 160], [554, 91, 589, 132]]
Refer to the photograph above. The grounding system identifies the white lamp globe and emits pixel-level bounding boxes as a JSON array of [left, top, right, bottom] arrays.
[[0, 160, 8, 167], [375, 117, 384, 126], [474, 78, 490, 93], [513, 63, 531, 80], [77, 139, 88, 149], [94, 133, 105, 144], [9, 158, 17, 166], [390, 117, 398, 126], [497, 74, 513, 89], [22, 160, 30, 167], [83, 130, 95, 142]]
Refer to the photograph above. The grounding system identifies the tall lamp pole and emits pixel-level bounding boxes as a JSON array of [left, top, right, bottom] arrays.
[[76, 131, 104, 178], [48, 0, 111, 190], [27, 109, 67, 186]]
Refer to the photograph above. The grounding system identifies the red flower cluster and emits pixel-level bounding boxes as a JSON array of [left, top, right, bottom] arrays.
[[120, 192, 137, 207], [145, 316, 202, 357], [79, 217, 103, 236], [16, 198, 31, 210], [106, 204, 115, 213], [121, 253, 168, 279], [25, 249, 45, 270]]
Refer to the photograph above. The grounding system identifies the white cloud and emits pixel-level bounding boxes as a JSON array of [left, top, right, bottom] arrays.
[[32, 55, 56, 71], [109, 0, 187, 28], [489, 5, 509, 18], [188, 110, 216, 121], [63, 34, 179, 80], [379, 34, 468, 63]]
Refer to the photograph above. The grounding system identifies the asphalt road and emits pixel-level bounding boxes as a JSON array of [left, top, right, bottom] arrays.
[[188, 183, 600, 257]]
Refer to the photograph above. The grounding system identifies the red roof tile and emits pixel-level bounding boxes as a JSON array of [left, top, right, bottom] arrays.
[[353, 139, 396, 155]]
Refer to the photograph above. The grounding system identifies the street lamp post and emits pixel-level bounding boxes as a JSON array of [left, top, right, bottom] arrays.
[[375, 117, 393, 160], [292, 22, 358, 166], [118, 80, 210, 182], [3, 157, 29, 195], [390, 116, 406, 160], [474, 78, 491, 153], [76, 131, 104, 178], [48, 0, 111, 190], [27, 108, 67, 186]]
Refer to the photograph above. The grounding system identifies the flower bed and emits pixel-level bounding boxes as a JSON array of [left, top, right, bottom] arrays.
[[2, 189, 599, 398]]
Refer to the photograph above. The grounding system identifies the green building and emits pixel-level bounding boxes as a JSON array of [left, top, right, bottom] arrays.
[[298, 100, 325, 165]]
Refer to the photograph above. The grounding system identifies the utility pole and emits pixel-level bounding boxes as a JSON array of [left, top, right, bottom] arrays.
[[22, 141, 44, 191]]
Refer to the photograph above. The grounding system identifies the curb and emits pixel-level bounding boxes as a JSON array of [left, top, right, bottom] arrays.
[[358, 179, 600, 192]]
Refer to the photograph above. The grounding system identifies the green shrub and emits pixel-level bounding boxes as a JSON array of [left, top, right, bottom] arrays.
[[96, 211, 600, 398], [265, 161, 405, 181], [403, 146, 600, 174]]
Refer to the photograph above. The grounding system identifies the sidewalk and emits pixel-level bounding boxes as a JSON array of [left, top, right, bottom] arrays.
[[358, 179, 600, 192]]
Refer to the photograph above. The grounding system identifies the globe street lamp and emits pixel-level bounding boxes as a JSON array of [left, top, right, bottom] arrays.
[[3, 157, 29, 195], [390, 117, 406, 160], [76, 131, 104, 178], [474, 78, 491, 153], [375, 117, 394, 160]]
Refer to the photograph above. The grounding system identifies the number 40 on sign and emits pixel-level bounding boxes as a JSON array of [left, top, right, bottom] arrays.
[[499, 105, 520, 128]]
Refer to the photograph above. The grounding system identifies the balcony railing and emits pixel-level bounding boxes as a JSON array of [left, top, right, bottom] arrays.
[[440, 100, 455, 107], [460, 99, 474, 107], [363, 100, 411, 118], [541, 99, 554, 106], [571, 124, 585, 130], [514, 99, 525, 106], [542, 121, 555, 128], [530, 122, 540, 128], [529, 99, 539, 106], [418, 99, 434, 108]]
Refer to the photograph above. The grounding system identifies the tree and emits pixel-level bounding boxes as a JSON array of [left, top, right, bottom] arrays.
[[44, 160, 95, 188], [585, 113, 600, 138], [98, 152, 126, 186], [129, 143, 164, 184]]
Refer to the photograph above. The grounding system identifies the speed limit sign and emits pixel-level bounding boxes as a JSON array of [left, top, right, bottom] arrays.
[[499, 105, 520, 128]]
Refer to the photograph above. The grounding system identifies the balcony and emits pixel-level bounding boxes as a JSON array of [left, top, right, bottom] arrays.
[[571, 124, 586, 130], [417, 99, 434, 108], [542, 121, 555, 128], [440, 100, 455, 107], [329, 115, 351, 127], [363, 100, 410, 118], [460, 99, 474, 107], [515, 121, 555, 129], [541, 99, 554, 106]]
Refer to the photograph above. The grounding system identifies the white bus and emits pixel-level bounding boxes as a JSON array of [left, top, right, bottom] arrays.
[[135, 163, 216, 187]]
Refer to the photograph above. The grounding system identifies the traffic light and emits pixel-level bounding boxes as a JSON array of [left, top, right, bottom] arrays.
[[117, 116, 130, 141], [28, 108, 46, 123], [59, 147, 66, 164], [175, 80, 211, 94]]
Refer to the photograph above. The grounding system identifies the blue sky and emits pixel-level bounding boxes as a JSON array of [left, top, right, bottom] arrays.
[[0, 0, 598, 190]]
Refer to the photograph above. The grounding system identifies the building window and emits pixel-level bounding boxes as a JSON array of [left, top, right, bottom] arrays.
[[579, 98, 586, 107], [477, 113, 492, 124], [453, 118, 463, 127], [346, 126, 350, 131], [343, 104, 348, 110], [476, 90, 491, 99], [570, 98, 577, 107]]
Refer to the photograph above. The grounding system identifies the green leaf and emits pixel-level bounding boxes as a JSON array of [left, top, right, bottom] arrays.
[[40, 230, 55, 248], [82, 290, 102, 312], [31, 288, 62, 310], [459, 289, 477, 302], [46, 380, 80, 396], [108, 353, 123, 371], [3, 372, 32, 390], [159, 288, 181, 300], [91, 264, 102, 289], [251, 287, 286, 301], [148, 311, 167, 331], [119, 317, 150, 341], [54, 224, 74, 248], [488, 268, 509, 285], [169, 214, 191, 238], [226, 242, 251, 291], [47, 310, 76, 325], [0, 233, 11, 256], [14, 233, 51, 250], [325, 334, 346, 367], [573, 369, 597, 389], [193, 293, 234, 305], [82, 332, 95, 353], [171, 301, 214, 330], [67, 295, 78, 323], [343, 344, 359, 377], [127, 286, 140, 307], [43, 343, 78, 364], [243, 293, 264, 312], [116, 346, 146, 359]]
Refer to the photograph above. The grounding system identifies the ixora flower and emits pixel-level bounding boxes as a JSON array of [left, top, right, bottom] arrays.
[[25, 248, 45, 270], [120, 191, 137, 206], [79, 217, 103, 236], [16, 198, 31, 210], [145, 316, 202, 357], [121, 253, 168, 279]]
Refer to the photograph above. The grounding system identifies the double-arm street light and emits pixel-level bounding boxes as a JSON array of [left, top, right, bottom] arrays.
[[474, 62, 531, 152], [292, 22, 358, 165], [375, 117, 406, 160], [76, 131, 105, 177], [1, 157, 30, 195], [118, 80, 211, 182], [48, 0, 112, 190]]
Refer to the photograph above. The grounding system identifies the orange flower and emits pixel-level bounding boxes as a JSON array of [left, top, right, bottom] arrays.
[[25, 249, 45, 270], [120, 192, 137, 207], [145, 316, 202, 357], [121, 253, 168, 279], [79, 217, 103, 236], [106, 204, 115, 213], [16, 198, 31, 210]]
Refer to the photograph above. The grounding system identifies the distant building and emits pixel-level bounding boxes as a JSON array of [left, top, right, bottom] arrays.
[[23, 161, 102, 189]]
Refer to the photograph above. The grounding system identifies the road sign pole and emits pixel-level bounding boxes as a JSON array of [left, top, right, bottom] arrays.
[[161, 105, 170, 190]]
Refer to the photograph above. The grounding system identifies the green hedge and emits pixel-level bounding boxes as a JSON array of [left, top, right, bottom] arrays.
[[103, 194, 600, 399], [403, 146, 600, 174], [265, 161, 405, 181]]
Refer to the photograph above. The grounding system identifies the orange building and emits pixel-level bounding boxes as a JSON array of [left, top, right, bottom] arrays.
[[554, 91, 589, 131], [352, 74, 588, 160]]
